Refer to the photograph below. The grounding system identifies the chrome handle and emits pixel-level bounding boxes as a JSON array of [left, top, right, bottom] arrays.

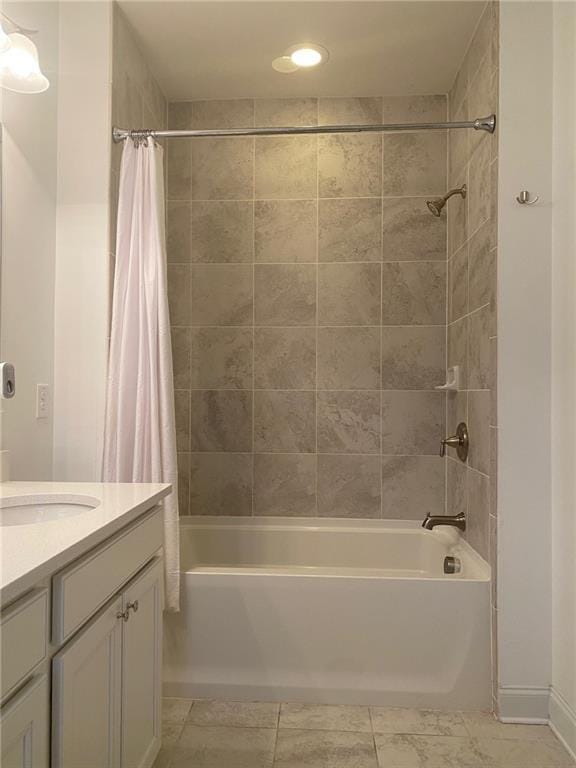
[[127, 600, 139, 614], [117, 601, 138, 623], [440, 422, 469, 462]]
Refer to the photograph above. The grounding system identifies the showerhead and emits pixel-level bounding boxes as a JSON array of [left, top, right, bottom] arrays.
[[427, 198, 444, 217], [426, 185, 467, 217]]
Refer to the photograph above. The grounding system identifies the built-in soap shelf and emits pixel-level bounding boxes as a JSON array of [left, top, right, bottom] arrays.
[[435, 365, 460, 392]]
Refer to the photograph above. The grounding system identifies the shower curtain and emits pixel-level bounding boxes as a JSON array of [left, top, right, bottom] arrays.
[[103, 137, 180, 611]]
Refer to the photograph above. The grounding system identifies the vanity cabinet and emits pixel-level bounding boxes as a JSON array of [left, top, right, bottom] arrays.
[[0, 502, 164, 768], [52, 557, 163, 768]]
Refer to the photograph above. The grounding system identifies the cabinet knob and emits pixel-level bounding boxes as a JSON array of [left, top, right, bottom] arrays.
[[127, 600, 139, 614], [116, 609, 130, 622]]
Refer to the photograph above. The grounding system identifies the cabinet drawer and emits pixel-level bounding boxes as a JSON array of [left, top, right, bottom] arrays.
[[52, 506, 163, 645], [1, 589, 48, 701]]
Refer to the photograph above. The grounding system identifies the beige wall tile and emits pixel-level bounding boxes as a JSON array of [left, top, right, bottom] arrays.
[[468, 140, 491, 234], [468, 218, 495, 312], [254, 327, 316, 390], [382, 95, 447, 123], [167, 141, 191, 200], [468, 304, 491, 389], [317, 454, 381, 518], [382, 198, 446, 261], [382, 456, 445, 519], [317, 391, 380, 454], [254, 391, 316, 453], [255, 200, 317, 263], [447, 390, 468, 439], [174, 390, 190, 451], [447, 172, 468, 255], [468, 56, 496, 155], [467, 469, 490, 560], [255, 98, 318, 127], [490, 335, 498, 425], [382, 133, 446, 196], [189, 453, 253, 516], [449, 99, 469, 185], [254, 453, 316, 516], [319, 134, 382, 197], [190, 390, 252, 452], [176, 452, 190, 515], [168, 264, 191, 325], [318, 97, 382, 126], [171, 326, 191, 389], [167, 202, 191, 262], [318, 263, 381, 325], [467, 2, 495, 81], [191, 201, 254, 263], [381, 391, 445, 455], [447, 457, 468, 517], [168, 102, 192, 130], [191, 99, 254, 129], [191, 264, 253, 326], [191, 137, 254, 200], [381, 327, 445, 390], [255, 264, 316, 326], [255, 136, 317, 199], [190, 327, 252, 390], [318, 198, 382, 263], [448, 316, 468, 389], [448, 245, 469, 322], [381, 262, 446, 325], [318, 327, 381, 390], [468, 390, 490, 475]]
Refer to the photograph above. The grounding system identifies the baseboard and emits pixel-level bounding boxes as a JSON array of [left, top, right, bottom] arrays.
[[498, 686, 550, 723], [550, 688, 576, 760]]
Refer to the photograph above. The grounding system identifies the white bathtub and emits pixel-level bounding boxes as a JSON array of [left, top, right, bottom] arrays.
[[164, 517, 492, 710]]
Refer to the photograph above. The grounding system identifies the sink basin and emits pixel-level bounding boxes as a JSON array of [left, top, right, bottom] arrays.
[[0, 494, 100, 526]]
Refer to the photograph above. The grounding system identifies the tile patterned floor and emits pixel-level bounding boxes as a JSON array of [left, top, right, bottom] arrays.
[[154, 698, 576, 768]]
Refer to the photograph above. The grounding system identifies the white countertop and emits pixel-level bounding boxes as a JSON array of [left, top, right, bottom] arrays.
[[0, 481, 171, 606]]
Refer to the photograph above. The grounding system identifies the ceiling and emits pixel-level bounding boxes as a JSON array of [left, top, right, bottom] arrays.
[[118, 1, 485, 101]]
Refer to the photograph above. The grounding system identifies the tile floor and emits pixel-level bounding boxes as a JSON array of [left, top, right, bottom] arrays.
[[154, 698, 576, 768]]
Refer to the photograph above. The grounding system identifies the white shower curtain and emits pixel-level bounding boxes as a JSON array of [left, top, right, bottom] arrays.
[[103, 137, 180, 611]]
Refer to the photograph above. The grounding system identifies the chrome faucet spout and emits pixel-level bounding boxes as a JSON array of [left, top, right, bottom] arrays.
[[422, 512, 466, 532]]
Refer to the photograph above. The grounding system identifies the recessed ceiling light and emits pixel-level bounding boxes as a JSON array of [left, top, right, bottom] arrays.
[[272, 43, 329, 74], [287, 43, 328, 68]]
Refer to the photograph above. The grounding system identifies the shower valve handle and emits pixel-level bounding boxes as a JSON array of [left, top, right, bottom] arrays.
[[440, 422, 469, 462]]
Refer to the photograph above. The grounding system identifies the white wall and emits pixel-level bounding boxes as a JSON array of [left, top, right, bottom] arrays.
[[53, 0, 112, 481], [0, 1, 60, 480], [497, 0, 553, 720], [550, 0, 576, 754]]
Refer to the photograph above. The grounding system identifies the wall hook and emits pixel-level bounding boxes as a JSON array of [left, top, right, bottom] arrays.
[[516, 190, 539, 205]]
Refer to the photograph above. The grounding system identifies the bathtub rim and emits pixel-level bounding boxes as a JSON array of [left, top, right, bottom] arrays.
[[178, 515, 491, 582]]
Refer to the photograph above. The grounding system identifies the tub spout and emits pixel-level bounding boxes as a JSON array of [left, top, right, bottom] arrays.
[[422, 512, 466, 532]]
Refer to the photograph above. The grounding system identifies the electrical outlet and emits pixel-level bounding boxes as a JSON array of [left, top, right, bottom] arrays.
[[36, 384, 50, 419]]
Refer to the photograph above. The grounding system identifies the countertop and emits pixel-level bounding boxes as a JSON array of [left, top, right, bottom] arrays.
[[0, 481, 171, 606]]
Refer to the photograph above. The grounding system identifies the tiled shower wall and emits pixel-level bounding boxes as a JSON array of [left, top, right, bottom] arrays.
[[446, 1, 499, 701], [166, 96, 452, 518]]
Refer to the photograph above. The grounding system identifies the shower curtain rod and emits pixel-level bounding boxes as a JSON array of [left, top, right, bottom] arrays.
[[112, 113, 496, 142]]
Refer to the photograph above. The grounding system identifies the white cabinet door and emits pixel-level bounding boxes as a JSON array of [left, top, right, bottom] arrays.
[[52, 596, 123, 768], [0, 675, 49, 768], [121, 557, 163, 768]]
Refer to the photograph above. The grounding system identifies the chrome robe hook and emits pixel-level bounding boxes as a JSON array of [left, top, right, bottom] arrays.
[[516, 190, 539, 205]]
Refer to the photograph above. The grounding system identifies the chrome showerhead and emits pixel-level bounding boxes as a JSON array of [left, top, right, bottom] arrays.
[[426, 185, 467, 217], [427, 198, 444, 217]]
